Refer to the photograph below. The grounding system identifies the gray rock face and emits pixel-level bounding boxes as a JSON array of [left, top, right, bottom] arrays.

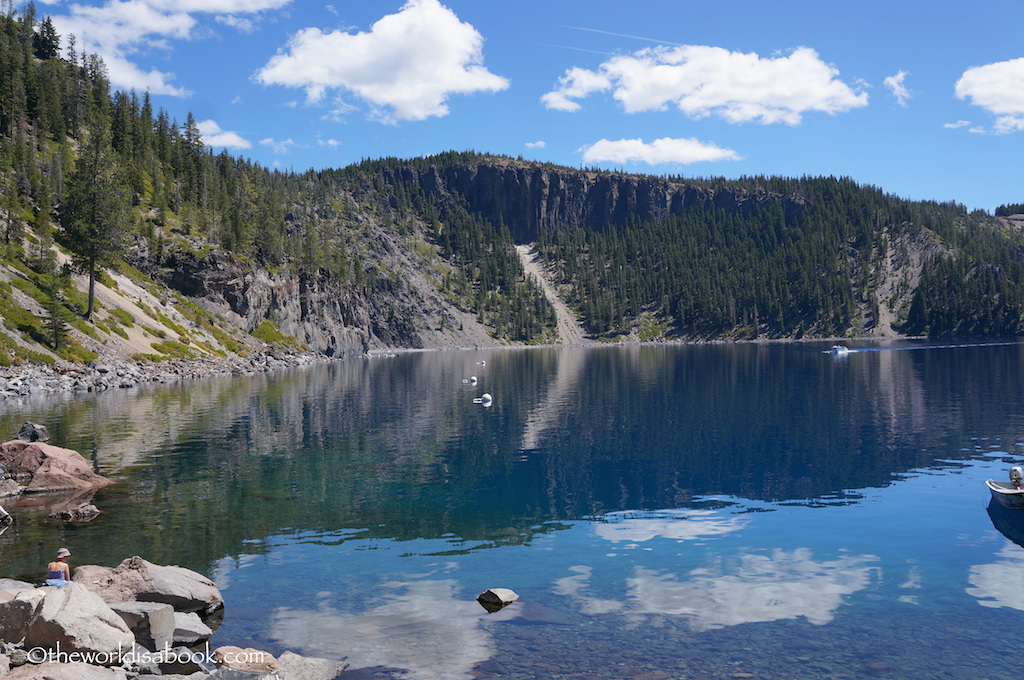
[[172, 611, 213, 645], [73, 556, 224, 615], [110, 601, 175, 651], [24, 583, 135, 658]]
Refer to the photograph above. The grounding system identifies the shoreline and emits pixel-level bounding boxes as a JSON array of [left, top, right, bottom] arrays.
[[0, 333, 949, 400]]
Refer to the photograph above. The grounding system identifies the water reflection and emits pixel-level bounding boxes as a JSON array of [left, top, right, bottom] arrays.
[[2, 343, 1024, 578], [556, 547, 878, 632], [271, 577, 492, 680]]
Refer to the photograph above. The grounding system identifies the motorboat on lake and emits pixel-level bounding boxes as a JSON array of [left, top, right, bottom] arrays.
[[825, 345, 851, 356], [986, 466, 1024, 509]]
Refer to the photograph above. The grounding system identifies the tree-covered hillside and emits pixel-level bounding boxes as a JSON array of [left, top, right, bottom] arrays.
[[2, 4, 1024, 367]]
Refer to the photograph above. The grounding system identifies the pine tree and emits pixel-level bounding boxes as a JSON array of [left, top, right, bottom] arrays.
[[60, 127, 130, 318]]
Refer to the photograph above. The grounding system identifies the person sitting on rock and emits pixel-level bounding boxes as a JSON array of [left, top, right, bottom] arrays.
[[44, 547, 71, 588]]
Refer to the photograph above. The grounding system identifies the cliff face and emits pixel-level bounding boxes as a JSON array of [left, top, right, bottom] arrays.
[[121, 160, 949, 352], [396, 161, 805, 244]]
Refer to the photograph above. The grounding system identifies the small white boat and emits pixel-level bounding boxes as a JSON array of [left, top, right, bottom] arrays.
[[824, 345, 850, 355], [987, 467, 1024, 509]]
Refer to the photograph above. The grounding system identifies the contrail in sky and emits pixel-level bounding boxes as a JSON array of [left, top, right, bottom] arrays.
[[565, 26, 684, 46]]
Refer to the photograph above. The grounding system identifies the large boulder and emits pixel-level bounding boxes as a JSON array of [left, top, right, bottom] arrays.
[[24, 583, 134, 659], [109, 601, 175, 652], [0, 588, 47, 643], [73, 556, 224, 615], [4, 661, 128, 679], [0, 440, 113, 494]]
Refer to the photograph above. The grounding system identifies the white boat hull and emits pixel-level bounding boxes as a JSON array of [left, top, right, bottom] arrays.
[[986, 479, 1024, 509]]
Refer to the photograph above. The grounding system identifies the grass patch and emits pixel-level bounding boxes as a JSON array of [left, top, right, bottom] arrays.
[[251, 320, 304, 351], [150, 339, 197, 359]]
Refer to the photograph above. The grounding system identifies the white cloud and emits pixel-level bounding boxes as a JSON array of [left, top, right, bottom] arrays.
[[318, 138, 341, 148], [255, 0, 509, 122], [216, 14, 259, 33], [944, 120, 971, 129], [956, 57, 1024, 133], [260, 136, 295, 154], [45, 0, 292, 95], [543, 45, 868, 124], [541, 67, 612, 112], [197, 120, 252, 149], [884, 70, 911, 107], [525, 141, 547, 149], [581, 137, 741, 165]]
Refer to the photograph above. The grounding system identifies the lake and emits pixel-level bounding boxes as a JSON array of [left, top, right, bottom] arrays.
[[2, 342, 1024, 679]]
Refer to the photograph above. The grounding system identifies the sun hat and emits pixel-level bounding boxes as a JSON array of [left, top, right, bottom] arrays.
[[55, 547, 70, 558]]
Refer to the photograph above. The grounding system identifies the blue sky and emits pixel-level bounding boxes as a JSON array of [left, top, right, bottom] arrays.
[[29, 0, 1024, 211]]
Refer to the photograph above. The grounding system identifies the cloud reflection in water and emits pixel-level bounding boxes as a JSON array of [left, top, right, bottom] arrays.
[[967, 543, 1024, 611], [270, 579, 493, 680], [562, 509, 879, 631]]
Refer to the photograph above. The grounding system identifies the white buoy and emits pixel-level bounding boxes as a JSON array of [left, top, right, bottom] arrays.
[[470, 376, 478, 385], [481, 393, 492, 403]]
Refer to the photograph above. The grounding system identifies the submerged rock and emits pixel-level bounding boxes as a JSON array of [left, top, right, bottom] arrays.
[[477, 587, 520, 613], [48, 502, 101, 523]]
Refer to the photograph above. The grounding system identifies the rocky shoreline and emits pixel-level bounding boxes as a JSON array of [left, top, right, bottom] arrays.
[[0, 351, 344, 401]]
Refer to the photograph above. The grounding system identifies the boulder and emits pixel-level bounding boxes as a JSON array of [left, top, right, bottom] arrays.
[[73, 556, 224, 615], [16, 422, 50, 443], [4, 661, 128, 679], [0, 588, 47, 643], [24, 583, 135, 659], [110, 601, 175, 651], [212, 645, 279, 675], [476, 587, 520, 613], [277, 650, 349, 680], [0, 652, 8, 675], [172, 611, 212, 645], [0, 441, 113, 494], [0, 478, 20, 498]]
